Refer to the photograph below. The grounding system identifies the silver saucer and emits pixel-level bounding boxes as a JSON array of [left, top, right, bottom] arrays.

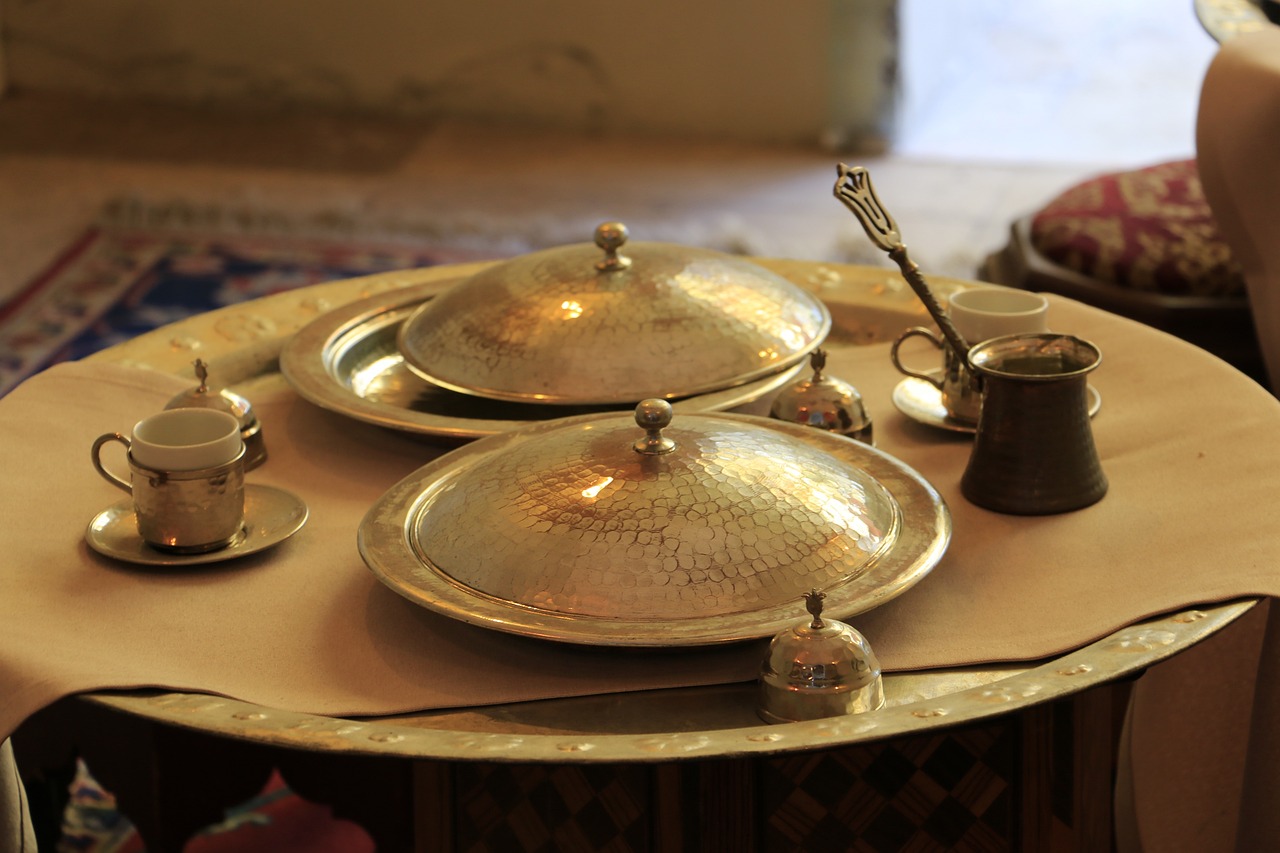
[[892, 369, 1102, 434], [86, 484, 308, 567]]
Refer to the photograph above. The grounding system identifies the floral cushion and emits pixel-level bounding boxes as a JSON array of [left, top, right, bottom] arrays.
[[1029, 159, 1245, 299]]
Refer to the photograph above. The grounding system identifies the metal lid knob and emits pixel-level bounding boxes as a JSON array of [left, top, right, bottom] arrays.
[[594, 221, 632, 272], [632, 399, 677, 455], [758, 589, 884, 724]]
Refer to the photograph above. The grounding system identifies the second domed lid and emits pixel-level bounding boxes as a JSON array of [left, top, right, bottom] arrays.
[[358, 399, 951, 646], [395, 222, 831, 406]]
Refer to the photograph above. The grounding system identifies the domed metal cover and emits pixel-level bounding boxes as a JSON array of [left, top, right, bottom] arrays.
[[769, 349, 873, 444], [759, 590, 885, 723], [164, 359, 267, 471], [358, 404, 949, 647], [395, 223, 832, 405]]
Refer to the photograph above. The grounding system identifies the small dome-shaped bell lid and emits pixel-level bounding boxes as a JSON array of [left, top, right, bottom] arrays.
[[770, 349, 873, 444], [165, 359, 267, 470], [758, 589, 884, 724]]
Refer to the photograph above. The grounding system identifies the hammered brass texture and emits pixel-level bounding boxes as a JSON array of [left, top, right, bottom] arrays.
[[279, 280, 805, 440], [961, 334, 1107, 515], [360, 410, 950, 646], [395, 235, 831, 405]]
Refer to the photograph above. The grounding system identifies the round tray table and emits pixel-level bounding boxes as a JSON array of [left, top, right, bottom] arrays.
[[60, 259, 1253, 851]]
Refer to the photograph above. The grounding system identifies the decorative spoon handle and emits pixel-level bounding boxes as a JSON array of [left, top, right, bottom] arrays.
[[833, 163, 972, 361]]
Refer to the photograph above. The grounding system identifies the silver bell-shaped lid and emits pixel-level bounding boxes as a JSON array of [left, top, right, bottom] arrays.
[[758, 589, 884, 724], [165, 359, 267, 470], [769, 349, 872, 444]]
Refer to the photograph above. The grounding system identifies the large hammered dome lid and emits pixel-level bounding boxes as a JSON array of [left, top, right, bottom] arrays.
[[395, 222, 831, 405], [359, 400, 951, 646]]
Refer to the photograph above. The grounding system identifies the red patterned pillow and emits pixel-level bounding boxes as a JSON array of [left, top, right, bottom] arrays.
[[1029, 159, 1245, 298]]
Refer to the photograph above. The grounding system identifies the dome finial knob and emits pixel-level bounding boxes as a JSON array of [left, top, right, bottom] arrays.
[[803, 588, 827, 629], [633, 399, 676, 455], [594, 221, 632, 272], [193, 358, 210, 392], [809, 349, 827, 380]]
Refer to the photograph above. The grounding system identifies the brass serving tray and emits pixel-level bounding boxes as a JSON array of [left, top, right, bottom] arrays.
[[279, 279, 805, 441], [358, 413, 950, 647]]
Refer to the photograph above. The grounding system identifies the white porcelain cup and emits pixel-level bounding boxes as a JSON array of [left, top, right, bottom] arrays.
[[947, 288, 1049, 343], [127, 409, 243, 471], [891, 288, 1050, 423]]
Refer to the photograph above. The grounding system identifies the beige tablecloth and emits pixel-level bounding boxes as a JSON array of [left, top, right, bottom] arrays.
[[2, 294, 1279, 745]]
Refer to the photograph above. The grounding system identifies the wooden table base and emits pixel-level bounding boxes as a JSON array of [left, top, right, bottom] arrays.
[[14, 681, 1130, 852]]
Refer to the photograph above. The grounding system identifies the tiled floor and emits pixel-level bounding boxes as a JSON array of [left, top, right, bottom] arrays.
[[0, 1, 1221, 303]]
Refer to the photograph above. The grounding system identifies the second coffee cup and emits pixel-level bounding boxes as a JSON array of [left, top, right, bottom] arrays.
[[890, 288, 1050, 424], [91, 408, 246, 554]]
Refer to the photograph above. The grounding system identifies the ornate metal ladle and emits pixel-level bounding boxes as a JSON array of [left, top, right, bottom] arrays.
[[833, 164, 972, 364]]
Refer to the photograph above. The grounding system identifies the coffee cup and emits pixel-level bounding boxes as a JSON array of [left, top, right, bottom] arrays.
[[890, 288, 1049, 423], [91, 408, 246, 554]]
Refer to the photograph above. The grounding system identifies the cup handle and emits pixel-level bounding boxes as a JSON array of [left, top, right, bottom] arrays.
[[890, 327, 946, 390], [91, 433, 133, 493]]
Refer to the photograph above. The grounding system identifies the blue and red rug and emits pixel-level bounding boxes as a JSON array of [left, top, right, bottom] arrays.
[[0, 225, 490, 396]]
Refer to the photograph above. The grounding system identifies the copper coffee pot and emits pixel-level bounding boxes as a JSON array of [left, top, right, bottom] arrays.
[[835, 164, 1107, 515]]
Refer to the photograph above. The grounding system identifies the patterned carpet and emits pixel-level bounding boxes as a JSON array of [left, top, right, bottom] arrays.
[[0, 225, 490, 397]]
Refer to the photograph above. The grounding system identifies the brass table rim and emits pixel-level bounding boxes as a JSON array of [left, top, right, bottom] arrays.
[[83, 599, 1254, 763]]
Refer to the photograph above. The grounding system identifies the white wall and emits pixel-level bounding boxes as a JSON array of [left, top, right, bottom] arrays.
[[1, 0, 900, 147], [896, 0, 1216, 164]]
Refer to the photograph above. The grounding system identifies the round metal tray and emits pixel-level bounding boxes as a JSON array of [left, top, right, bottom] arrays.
[[279, 279, 804, 441], [358, 411, 950, 646]]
